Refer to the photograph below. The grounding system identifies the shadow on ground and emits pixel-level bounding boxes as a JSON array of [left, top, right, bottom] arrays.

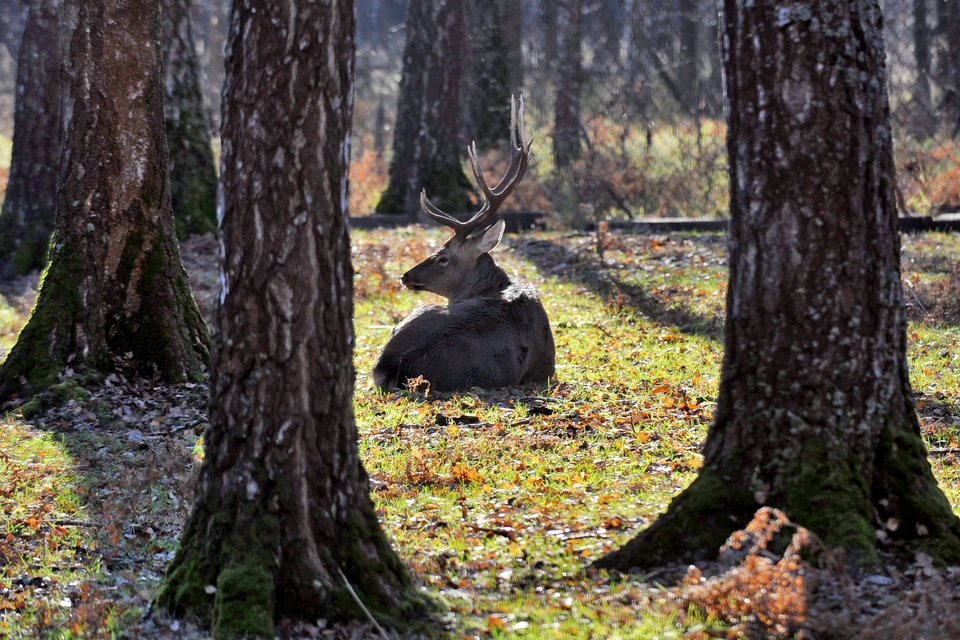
[[513, 235, 724, 341]]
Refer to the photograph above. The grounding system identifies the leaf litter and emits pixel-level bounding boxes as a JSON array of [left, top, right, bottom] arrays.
[[0, 229, 957, 638]]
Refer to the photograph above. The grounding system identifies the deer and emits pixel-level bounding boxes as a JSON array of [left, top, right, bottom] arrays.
[[373, 97, 556, 393]]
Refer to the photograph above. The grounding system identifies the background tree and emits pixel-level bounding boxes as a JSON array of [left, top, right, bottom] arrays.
[[677, 0, 699, 112], [463, 0, 511, 152], [553, 0, 582, 168], [375, 0, 472, 213], [161, 0, 218, 239], [594, 0, 960, 571], [0, 0, 24, 134], [541, 0, 558, 70], [501, 0, 523, 95], [0, 0, 60, 279], [158, 1, 419, 636], [190, 0, 226, 132], [0, 0, 209, 400], [914, 0, 932, 108]]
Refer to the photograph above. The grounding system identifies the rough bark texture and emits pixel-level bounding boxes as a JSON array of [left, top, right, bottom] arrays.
[[0, 0, 210, 401], [595, 0, 960, 572], [375, 0, 472, 214], [553, 0, 581, 168], [158, 1, 420, 636], [0, 0, 60, 280], [464, 0, 511, 152], [161, 0, 218, 239]]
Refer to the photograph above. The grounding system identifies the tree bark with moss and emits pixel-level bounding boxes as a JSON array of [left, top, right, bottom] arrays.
[[0, 0, 60, 280], [375, 0, 473, 214], [594, 0, 960, 573], [161, 0, 218, 239], [158, 1, 421, 637], [0, 0, 209, 401]]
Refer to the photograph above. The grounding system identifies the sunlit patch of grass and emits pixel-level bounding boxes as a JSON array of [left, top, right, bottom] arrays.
[[350, 227, 960, 638], [0, 417, 112, 638]]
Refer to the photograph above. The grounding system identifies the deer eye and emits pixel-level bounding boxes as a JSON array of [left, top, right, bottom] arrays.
[[436, 255, 450, 267]]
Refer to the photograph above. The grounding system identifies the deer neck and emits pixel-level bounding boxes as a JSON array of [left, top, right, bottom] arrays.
[[449, 254, 512, 303]]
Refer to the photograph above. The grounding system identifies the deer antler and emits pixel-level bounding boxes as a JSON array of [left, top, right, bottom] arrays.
[[421, 95, 533, 240]]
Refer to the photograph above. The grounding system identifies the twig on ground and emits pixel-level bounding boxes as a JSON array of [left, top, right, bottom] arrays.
[[336, 566, 391, 640]]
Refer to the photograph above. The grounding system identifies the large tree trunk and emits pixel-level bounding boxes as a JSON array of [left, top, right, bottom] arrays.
[[595, 0, 960, 572], [463, 0, 511, 152], [161, 0, 218, 239], [553, 0, 581, 168], [0, 0, 209, 400], [375, 0, 472, 213], [0, 0, 60, 280], [158, 1, 419, 636]]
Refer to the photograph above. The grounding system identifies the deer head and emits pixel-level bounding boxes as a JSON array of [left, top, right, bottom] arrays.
[[400, 96, 533, 300]]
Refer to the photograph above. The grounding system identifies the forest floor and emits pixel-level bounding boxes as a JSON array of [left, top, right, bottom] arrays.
[[1, 229, 960, 639]]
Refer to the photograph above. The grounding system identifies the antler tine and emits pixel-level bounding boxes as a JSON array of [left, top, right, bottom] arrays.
[[420, 96, 533, 240], [421, 190, 465, 228]]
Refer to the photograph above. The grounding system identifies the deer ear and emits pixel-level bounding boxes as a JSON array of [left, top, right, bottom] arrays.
[[475, 219, 505, 254]]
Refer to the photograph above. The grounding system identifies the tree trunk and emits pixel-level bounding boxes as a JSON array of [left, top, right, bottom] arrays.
[[553, 0, 581, 168], [158, 1, 420, 636], [542, 0, 558, 70], [677, 0, 699, 112], [375, 0, 472, 214], [192, 0, 226, 133], [596, 0, 624, 70], [594, 0, 960, 572], [0, 0, 60, 280], [501, 0, 524, 96], [945, 0, 960, 130], [915, 0, 932, 109], [0, 0, 209, 400], [464, 0, 511, 152], [161, 0, 218, 239]]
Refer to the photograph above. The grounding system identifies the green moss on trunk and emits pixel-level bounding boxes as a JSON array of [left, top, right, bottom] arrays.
[[780, 439, 877, 561], [159, 484, 430, 638], [375, 161, 474, 214]]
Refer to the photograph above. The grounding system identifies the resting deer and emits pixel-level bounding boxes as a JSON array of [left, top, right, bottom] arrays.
[[373, 97, 556, 392]]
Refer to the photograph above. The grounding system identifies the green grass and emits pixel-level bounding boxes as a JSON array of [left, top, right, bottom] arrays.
[[1, 228, 958, 638]]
